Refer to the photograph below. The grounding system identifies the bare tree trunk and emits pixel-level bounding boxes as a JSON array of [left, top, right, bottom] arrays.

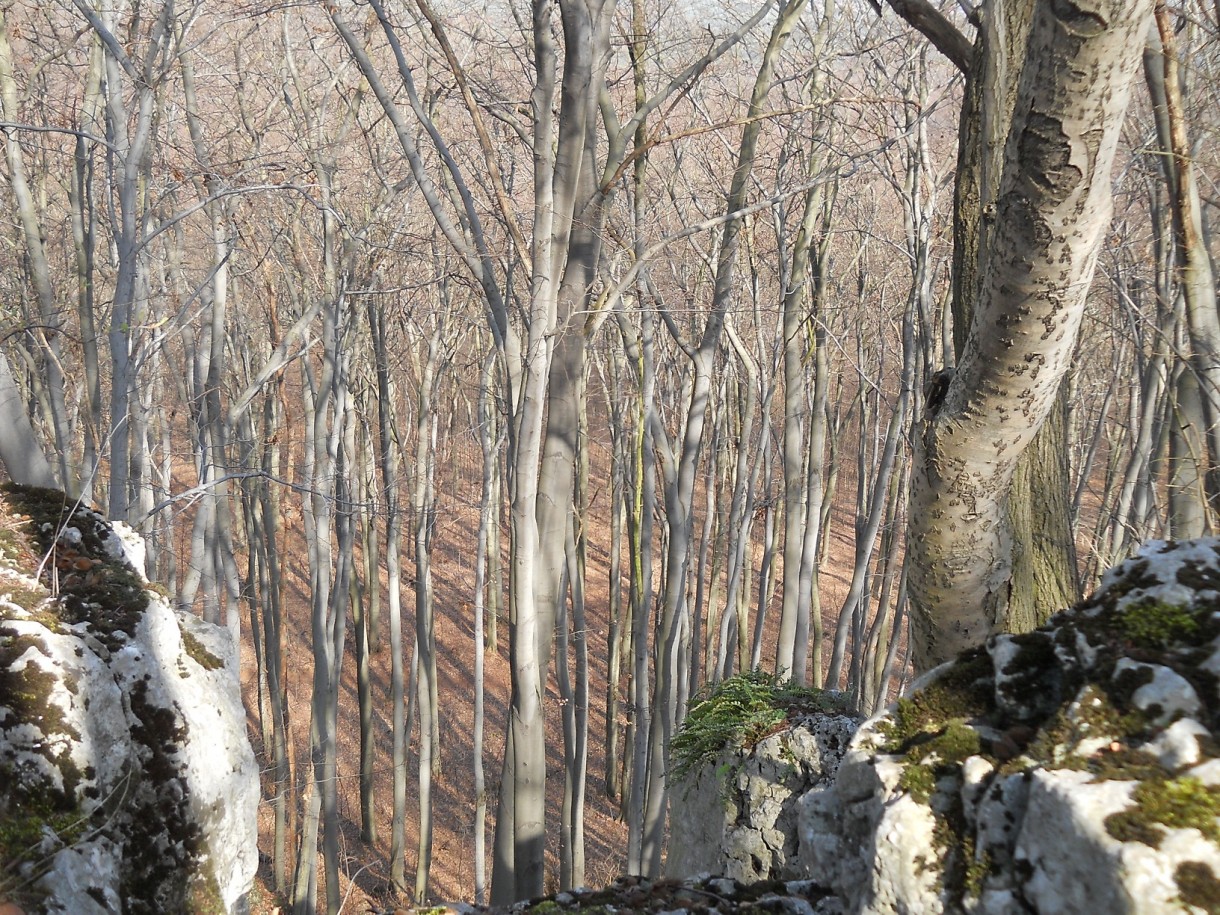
[[473, 349, 498, 905], [641, 0, 807, 871], [618, 306, 656, 875], [776, 2, 835, 684], [829, 302, 914, 686], [602, 349, 627, 802], [259, 392, 291, 895], [558, 361, 590, 890], [0, 351, 57, 488], [1147, 3, 1220, 524], [0, 8, 72, 492], [908, 0, 1153, 669], [413, 318, 445, 903], [352, 411, 377, 843], [70, 55, 104, 502], [368, 291, 409, 891], [73, 0, 175, 522]]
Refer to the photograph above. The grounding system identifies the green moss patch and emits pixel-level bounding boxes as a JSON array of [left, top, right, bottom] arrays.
[[1, 484, 150, 653], [0, 632, 78, 744], [1117, 600, 1201, 650], [0, 633, 91, 904], [1176, 861, 1220, 914], [1106, 777, 1220, 848], [896, 720, 982, 804], [670, 669, 856, 788], [0, 485, 219, 913], [877, 650, 995, 756], [120, 679, 202, 913], [181, 630, 222, 672], [0, 791, 89, 902]]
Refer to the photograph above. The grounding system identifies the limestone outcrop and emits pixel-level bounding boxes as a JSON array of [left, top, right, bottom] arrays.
[[667, 713, 861, 883], [800, 538, 1220, 914], [0, 486, 258, 914]]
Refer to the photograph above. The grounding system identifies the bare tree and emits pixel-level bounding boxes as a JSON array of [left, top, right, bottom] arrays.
[[905, 0, 1155, 669], [0, 351, 57, 488]]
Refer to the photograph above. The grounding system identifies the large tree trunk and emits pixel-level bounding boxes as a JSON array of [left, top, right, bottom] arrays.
[[907, 0, 1154, 670]]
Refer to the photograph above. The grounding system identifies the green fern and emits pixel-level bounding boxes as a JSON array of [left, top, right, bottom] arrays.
[[669, 669, 852, 786]]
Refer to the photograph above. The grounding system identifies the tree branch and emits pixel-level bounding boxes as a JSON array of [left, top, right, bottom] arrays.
[[884, 0, 973, 73]]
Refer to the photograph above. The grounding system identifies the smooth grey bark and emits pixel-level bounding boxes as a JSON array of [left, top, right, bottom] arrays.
[[1168, 364, 1209, 537], [488, 0, 609, 894], [351, 416, 376, 844], [256, 389, 290, 895], [0, 9, 73, 492], [602, 348, 627, 803], [367, 290, 409, 892], [616, 304, 656, 875], [558, 502, 589, 889], [775, 0, 835, 685], [69, 52, 104, 502], [829, 292, 915, 688], [860, 461, 910, 714], [720, 325, 763, 677], [294, 294, 354, 915], [72, 0, 175, 522], [286, 73, 353, 909], [691, 418, 720, 690], [1147, 4, 1220, 525], [413, 319, 445, 903], [0, 351, 57, 489], [473, 349, 498, 905], [1099, 276, 1172, 567], [907, 0, 1154, 669], [640, 0, 806, 873], [802, 318, 832, 689], [179, 31, 243, 640], [829, 297, 917, 692], [1070, 340, 1124, 537]]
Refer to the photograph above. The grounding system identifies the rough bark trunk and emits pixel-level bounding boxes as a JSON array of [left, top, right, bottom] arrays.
[[908, 0, 1154, 670]]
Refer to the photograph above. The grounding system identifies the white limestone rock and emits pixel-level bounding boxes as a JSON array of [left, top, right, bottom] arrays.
[[667, 712, 863, 883], [1146, 718, 1211, 770], [788, 538, 1220, 914], [0, 492, 257, 914], [1113, 659, 1202, 727], [1015, 767, 1220, 914], [1013, 770, 1137, 913]]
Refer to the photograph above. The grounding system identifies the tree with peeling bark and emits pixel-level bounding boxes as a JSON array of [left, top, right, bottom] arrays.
[[901, 0, 1156, 670]]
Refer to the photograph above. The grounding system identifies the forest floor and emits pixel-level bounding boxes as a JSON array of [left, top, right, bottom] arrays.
[[138, 390, 883, 915], [229, 431, 889, 914]]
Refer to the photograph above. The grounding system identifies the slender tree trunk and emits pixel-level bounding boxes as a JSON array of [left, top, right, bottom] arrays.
[[641, 0, 807, 871], [1149, 3, 1220, 523], [0, 352, 57, 488], [367, 294, 409, 892], [414, 320, 444, 903], [0, 8, 72, 492], [603, 351, 627, 801], [473, 349, 497, 904]]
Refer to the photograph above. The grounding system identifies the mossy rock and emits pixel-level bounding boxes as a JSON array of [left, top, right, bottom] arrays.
[[824, 538, 1220, 914]]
